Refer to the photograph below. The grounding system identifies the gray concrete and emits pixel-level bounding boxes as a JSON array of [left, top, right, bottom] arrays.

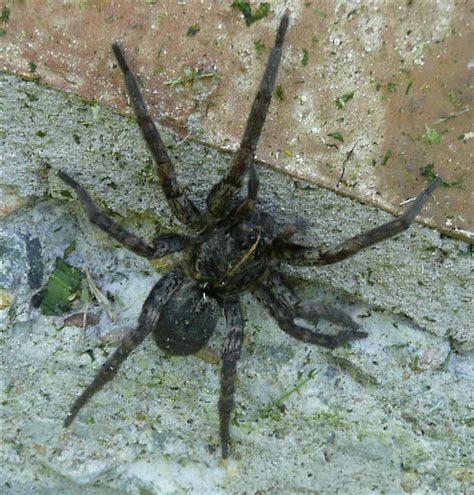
[[1, 73, 473, 494]]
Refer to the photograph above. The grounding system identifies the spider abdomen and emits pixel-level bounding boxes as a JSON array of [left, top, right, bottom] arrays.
[[152, 282, 220, 355]]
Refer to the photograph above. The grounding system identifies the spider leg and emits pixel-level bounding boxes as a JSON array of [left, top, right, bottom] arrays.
[[151, 233, 189, 258], [274, 177, 442, 266], [206, 10, 290, 217], [64, 269, 184, 427], [267, 268, 360, 330], [58, 171, 187, 259], [227, 162, 260, 221], [219, 301, 245, 458], [255, 284, 367, 349], [112, 43, 203, 227]]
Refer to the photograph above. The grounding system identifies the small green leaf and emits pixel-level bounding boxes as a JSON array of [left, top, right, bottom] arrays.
[[35, 258, 85, 316], [327, 132, 344, 142], [254, 39, 265, 55], [420, 163, 437, 182], [232, 1, 270, 26], [422, 127, 441, 145], [1, 6, 10, 23], [381, 149, 392, 166], [232, 0, 251, 20], [273, 84, 285, 101], [186, 24, 200, 36], [386, 82, 397, 92], [0, 4, 10, 36], [335, 91, 354, 109], [302, 48, 309, 66]]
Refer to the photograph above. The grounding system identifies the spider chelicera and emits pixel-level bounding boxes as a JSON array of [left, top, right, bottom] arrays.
[[59, 10, 441, 458]]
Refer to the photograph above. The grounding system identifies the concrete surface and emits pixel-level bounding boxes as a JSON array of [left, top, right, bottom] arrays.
[[1, 69, 473, 494]]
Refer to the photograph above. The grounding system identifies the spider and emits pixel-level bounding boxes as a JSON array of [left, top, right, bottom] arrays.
[[59, 10, 441, 458]]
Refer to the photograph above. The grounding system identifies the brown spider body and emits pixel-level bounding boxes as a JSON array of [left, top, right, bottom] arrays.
[[152, 211, 276, 355], [188, 211, 275, 295], [59, 10, 441, 458]]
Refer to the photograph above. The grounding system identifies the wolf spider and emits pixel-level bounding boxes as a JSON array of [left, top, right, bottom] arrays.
[[59, 10, 441, 458]]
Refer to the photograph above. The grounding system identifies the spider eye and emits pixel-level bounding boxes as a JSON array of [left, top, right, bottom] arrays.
[[248, 233, 258, 244]]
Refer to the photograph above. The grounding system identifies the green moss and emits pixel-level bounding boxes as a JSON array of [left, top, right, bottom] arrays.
[[312, 409, 348, 429], [396, 429, 431, 468]]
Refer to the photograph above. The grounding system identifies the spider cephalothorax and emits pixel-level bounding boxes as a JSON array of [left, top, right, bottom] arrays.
[[59, 10, 441, 458]]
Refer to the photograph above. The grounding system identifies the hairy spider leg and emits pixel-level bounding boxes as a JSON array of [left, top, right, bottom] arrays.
[[58, 170, 153, 258], [57, 171, 187, 259], [64, 269, 184, 427], [112, 43, 203, 227], [206, 9, 290, 217], [274, 177, 442, 266], [219, 302, 245, 458], [255, 284, 368, 349], [266, 269, 360, 330], [227, 162, 260, 221]]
